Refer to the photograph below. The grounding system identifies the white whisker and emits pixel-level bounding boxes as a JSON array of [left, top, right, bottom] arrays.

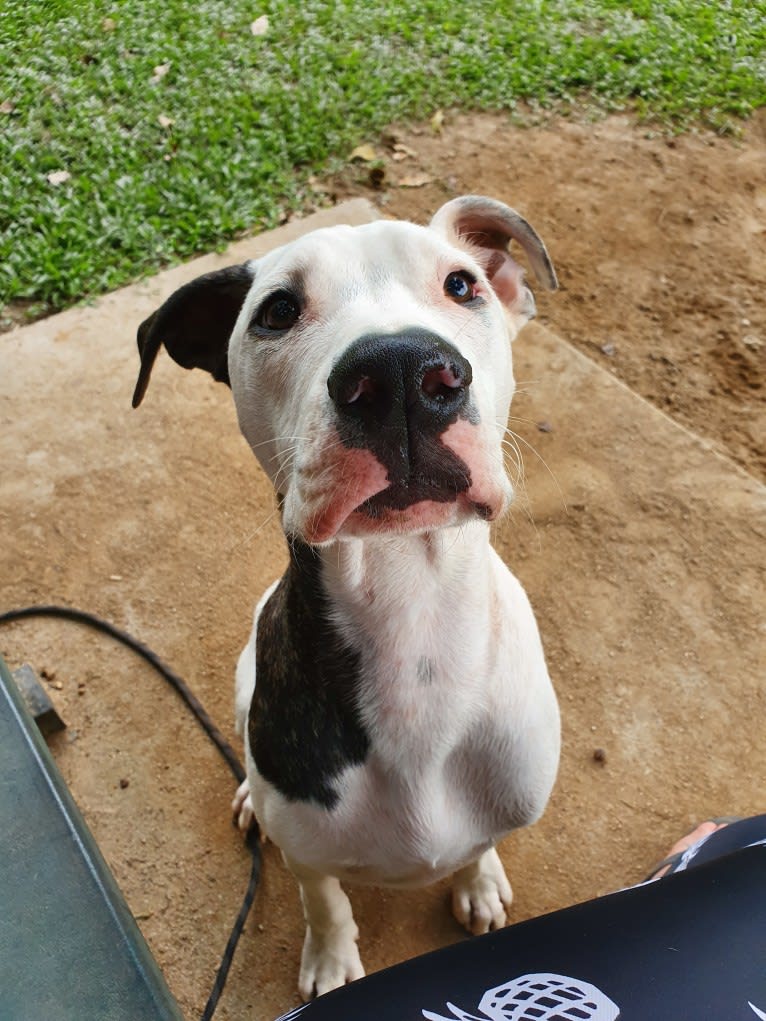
[[223, 503, 281, 558]]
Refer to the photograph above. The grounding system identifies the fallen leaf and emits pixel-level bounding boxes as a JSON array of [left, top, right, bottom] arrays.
[[399, 173, 433, 188], [307, 176, 330, 194], [0, 99, 15, 115], [102, 17, 116, 31], [152, 62, 170, 81], [157, 113, 174, 128], [430, 109, 444, 133], [393, 142, 417, 158], [47, 170, 71, 186], [349, 143, 378, 163], [250, 14, 269, 35]]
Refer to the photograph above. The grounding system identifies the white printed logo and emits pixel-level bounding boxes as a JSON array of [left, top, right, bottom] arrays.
[[274, 1005, 309, 1021], [423, 972, 620, 1021]]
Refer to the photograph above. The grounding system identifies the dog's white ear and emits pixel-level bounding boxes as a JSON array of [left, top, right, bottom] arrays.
[[132, 263, 254, 407], [430, 196, 557, 319]]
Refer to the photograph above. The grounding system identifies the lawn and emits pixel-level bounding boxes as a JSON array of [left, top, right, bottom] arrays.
[[1, 0, 764, 318]]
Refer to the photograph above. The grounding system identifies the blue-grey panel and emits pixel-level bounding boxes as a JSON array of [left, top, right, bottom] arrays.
[[0, 654, 184, 1021]]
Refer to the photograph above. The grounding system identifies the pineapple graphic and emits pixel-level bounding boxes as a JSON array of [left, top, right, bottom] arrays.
[[423, 972, 620, 1021]]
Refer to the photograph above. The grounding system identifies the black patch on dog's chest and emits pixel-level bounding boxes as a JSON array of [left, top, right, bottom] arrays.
[[248, 541, 369, 809]]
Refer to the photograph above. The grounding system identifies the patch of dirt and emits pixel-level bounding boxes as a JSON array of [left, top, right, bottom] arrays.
[[1, 113, 764, 1021], [328, 110, 766, 480], [0, 298, 46, 333]]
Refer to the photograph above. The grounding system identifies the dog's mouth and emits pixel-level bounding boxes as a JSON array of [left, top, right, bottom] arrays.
[[345, 482, 497, 537], [357, 478, 467, 518], [303, 475, 503, 544], [293, 420, 509, 544]]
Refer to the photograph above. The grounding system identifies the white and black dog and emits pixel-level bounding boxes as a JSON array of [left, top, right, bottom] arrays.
[[133, 196, 561, 1000]]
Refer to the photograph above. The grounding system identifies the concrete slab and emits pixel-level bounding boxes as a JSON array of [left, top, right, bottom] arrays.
[[1, 200, 764, 1021]]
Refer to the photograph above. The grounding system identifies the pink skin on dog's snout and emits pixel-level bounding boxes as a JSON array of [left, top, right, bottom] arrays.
[[301, 438, 390, 544], [302, 419, 507, 543], [440, 418, 508, 521]]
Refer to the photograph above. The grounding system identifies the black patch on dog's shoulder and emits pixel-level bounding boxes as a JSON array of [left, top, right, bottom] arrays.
[[248, 541, 370, 809]]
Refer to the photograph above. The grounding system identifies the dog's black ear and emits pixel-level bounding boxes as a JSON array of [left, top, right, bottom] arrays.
[[132, 263, 254, 408]]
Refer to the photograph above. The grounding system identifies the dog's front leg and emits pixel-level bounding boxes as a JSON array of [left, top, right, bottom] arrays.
[[284, 855, 365, 1000], [451, 847, 513, 936]]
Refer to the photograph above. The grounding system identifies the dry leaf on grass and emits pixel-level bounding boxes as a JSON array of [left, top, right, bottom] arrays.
[[399, 172, 434, 188], [307, 176, 331, 194], [349, 143, 378, 163], [430, 109, 444, 133], [250, 15, 269, 35], [47, 170, 71, 186], [157, 114, 174, 128], [392, 142, 417, 161], [151, 62, 170, 82], [0, 100, 14, 115]]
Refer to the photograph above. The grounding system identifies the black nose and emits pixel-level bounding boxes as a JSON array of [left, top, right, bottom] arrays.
[[327, 329, 472, 439]]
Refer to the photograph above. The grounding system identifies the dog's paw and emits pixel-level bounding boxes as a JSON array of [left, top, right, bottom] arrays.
[[299, 923, 365, 1000], [451, 847, 513, 936], [231, 778, 254, 832]]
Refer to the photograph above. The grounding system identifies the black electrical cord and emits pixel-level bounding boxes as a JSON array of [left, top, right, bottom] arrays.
[[0, 604, 261, 1021]]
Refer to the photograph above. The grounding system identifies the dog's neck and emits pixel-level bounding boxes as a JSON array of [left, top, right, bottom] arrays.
[[312, 524, 500, 761], [311, 522, 495, 641]]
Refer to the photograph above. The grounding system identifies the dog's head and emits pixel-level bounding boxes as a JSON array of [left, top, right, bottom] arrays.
[[134, 196, 556, 544]]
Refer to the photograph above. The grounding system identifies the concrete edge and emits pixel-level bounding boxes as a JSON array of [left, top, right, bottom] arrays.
[[5, 196, 762, 497]]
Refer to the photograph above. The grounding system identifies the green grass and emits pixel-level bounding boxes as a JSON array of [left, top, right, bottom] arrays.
[[1, 0, 764, 317]]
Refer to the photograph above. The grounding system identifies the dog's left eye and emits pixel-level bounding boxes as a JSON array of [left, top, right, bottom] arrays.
[[254, 291, 301, 332], [444, 271, 477, 304]]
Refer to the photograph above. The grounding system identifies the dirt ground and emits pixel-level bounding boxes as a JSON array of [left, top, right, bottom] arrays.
[[1, 112, 764, 1021], [330, 110, 766, 481]]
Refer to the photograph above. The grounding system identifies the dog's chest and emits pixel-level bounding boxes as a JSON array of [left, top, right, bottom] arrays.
[[248, 534, 559, 884], [331, 759, 498, 886], [259, 687, 521, 887], [254, 697, 511, 889]]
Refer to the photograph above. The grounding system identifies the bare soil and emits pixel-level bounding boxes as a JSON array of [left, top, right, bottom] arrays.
[[1, 113, 764, 1021], [329, 110, 766, 480]]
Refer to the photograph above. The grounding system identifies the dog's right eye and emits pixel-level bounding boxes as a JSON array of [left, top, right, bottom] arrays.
[[254, 291, 301, 332], [444, 270, 478, 304]]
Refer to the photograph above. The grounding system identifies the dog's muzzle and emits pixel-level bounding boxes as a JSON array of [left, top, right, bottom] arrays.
[[327, 329, 473, 492]]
